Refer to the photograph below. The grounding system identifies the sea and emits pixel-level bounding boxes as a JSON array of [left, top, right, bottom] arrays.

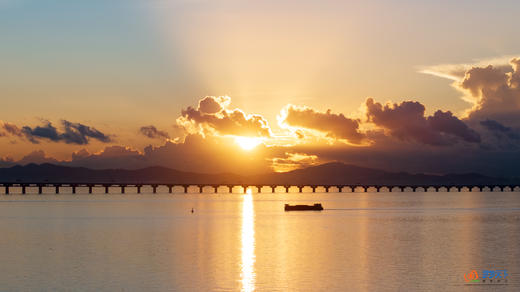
[[0, 188, 519, 291]]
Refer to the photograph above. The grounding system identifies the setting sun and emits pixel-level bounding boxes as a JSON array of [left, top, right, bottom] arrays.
[[235, 137, 263, 151]]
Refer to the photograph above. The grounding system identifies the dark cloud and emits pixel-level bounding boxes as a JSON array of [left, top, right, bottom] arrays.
[[365, 98, 480, 145], [21, 122, 60, 144], [480, 120, 520, 140], [428, 111, 481, 143], [140, 125, 170, 140], [178, 96, 272, 137], [1, 120, 113, 145], [279, 105, 365, 144], [61, 120, 111, 144]]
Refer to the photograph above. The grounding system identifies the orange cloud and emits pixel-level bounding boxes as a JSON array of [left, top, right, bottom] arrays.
[[278, 104, 365, 144], [177, 96, 272, 138], [270, 152, 320, 172]]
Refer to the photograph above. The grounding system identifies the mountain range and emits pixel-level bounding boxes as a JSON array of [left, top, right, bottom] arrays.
[[0, 162, 518, 186]]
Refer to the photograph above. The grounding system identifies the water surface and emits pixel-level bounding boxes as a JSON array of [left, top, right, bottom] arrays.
[[1, 191, 519, 291]]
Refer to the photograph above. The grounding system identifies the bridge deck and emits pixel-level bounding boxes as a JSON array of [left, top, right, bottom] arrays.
[[0, 183, 519, 194]]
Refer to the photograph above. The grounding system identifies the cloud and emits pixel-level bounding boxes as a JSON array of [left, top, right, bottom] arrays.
[[428, 110, 481, 143], [421, 57, 520, 127], [480, 119, 520, 141], [365, 98, 480, 145], [177, 96, 272, 138], [0, 121, 24, 137], [1, 120, 112, 144], [419, 55, 516, 81], [198, 96, 230, 114], [69, 146, 145, 169], [140, 125, 170, 140], [61, 120, 111, 144], [270, 152, 320, 172], [457, 58, 520, 125], [17, 150, 60, 165], [278, 105, 365, 144], [71, 149, 91, 160], [65, 134, 273, 173]]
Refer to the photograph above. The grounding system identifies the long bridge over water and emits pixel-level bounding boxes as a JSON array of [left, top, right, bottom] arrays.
[[1, 182, 519, 194]]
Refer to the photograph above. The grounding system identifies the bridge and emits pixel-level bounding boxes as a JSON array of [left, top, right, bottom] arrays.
[[0, 182, 519, 194]]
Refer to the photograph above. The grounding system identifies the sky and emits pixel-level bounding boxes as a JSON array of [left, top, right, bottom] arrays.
[[1, 0, 520, 176]]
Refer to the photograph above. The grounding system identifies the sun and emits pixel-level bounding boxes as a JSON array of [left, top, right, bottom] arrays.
[[235, 137, 263, 150]]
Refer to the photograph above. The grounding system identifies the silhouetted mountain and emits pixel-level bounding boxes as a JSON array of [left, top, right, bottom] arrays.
[[253, 162, 511, 185], [0, 162, 517, 186]]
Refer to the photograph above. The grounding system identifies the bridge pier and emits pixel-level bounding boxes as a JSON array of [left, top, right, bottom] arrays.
[[311, 186, 317, 193], [5, 185, 9, 195], [228, 185, 233, 194], [256, 186, 262, 193], [137, 185, 142, 194], [242, 186, 248, 194], [199, 185, 204, 193], [38, 185, 43, 194], [325, 186, 330, 193], [362, 186, 368, 192], [213, 186, 218, 193], [168, 185, 174, 194], [22, 185, 26, 194], [285, 186, 290, 193], [298, 186, 304, 193], [72, 185, 76, 194], [105, 185, 109, 194], [88, 185, 93, 194], [55, 185, 60, 194], [152, 185, 157, 194], [376, 186, 381, 192], [271, 186, 276, 193], [121, 185, 125, 194]]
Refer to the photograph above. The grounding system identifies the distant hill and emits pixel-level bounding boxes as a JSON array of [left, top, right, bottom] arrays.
[[0, 162, 517, 186]]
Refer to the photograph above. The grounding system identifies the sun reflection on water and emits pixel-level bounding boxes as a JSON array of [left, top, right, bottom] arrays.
[[241, 188, 256, 292]]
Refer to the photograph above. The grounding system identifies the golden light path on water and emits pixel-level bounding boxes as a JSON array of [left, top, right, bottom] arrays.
[[241, 188, 256, 292]]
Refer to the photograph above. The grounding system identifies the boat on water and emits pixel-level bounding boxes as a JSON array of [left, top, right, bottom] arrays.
[[284, 203, 324, 211]]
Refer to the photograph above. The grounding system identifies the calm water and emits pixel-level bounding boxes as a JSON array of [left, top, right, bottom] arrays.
[[1, 190, 519, 291]]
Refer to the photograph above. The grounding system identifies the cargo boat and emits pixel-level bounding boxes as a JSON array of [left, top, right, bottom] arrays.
[[284, 203, 324, 211]]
